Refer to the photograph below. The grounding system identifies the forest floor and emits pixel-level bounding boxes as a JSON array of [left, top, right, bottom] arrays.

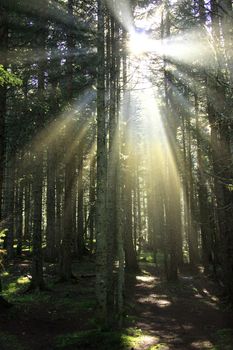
[[125, 263, 233, 350], [0, 256, 233, 350]]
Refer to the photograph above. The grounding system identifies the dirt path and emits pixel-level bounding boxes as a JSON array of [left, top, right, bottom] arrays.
[[1, 260, 233, 350], [126, 264, 233, 350]]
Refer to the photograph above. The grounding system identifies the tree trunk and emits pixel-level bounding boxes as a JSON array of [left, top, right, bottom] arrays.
[[31, 151, 44, 289], [46, 146, 56, 261], [77, 140, 85, 256], [59, 0, 76, 280], [31, 9, 47, 289], [16, 163, 23, 256], [89, 158, 95, 253], [0, 4, 8, 223], [4, 154, 15, 259], [95, 0, 107, 319]]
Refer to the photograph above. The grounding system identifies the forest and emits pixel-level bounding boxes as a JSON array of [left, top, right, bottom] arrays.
[[0, 0, 233, 349]]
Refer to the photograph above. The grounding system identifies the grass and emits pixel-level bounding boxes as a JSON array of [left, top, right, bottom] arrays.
[[55, 328, 144, 349]]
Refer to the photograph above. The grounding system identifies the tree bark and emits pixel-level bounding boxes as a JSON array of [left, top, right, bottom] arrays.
[[95, 0, 108, 319], [46, 146, 56, 261], [0, 4, 8, 223]]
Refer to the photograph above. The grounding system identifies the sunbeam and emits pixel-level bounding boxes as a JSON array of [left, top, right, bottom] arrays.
[[30, 87, 96, 154], [5, 47, 97, 65], [105, 0, 134, 32], [127, 23, 218, 71]]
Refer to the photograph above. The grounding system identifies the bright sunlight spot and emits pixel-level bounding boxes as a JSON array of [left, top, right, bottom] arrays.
[[128, 30, 163, 56], [128, 31, 151, 55]]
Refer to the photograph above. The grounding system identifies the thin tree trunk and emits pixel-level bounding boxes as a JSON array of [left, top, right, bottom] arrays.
[[46, 146, 56, 261], [89, 158, 95, 253], [77, 140, 84, 256], [0, 4, 8, 223], [16, 160, 23, 256]]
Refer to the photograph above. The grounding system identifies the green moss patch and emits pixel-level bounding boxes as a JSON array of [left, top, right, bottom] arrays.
[[55, 328, 143, 349]]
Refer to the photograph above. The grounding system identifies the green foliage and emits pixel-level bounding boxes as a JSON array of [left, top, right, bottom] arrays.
[[227, 184, 233, 192], [0, 332, 27, 350], [0, 65, 22, 87], [139, 250, 164, 265], [139, 251, 155, 263], [0, 229, 7, 248], [55, 328, 143, 349]]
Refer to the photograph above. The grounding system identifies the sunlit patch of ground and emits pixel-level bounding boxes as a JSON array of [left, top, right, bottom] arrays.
[[191, 340, 214, 349], [147, 343, 170, 350], [136, 334, 160, 349], [136, 275, 155, 283], [138, 295, 172, 308], [156, 299, 171, 308], [136, 274, 157, 290]]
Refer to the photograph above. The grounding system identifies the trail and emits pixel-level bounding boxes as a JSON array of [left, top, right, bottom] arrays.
[[126, 264, 233, 350]]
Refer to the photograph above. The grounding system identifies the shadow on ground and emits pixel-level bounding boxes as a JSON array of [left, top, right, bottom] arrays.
[[125, 263, 233, 350]]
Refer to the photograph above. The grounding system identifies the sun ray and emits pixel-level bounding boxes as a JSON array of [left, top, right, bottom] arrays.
[[105, 0, 134, 33], [30, 87, 95, 154], [5, 46, 97, 65]]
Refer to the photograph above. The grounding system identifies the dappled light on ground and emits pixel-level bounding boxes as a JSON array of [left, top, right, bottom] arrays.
[[1, 258, 233, 350], [191, 340, 214, 349], [137, 334, 160, 349], [136, 275, 155, 283], [126, 263, 233, 350], [155, 299, 172, 308]]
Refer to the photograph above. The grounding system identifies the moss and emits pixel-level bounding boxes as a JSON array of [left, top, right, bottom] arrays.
[[148, 344, 169, 350], [55, 328, 143, 349], [1, 275, 30, 301]]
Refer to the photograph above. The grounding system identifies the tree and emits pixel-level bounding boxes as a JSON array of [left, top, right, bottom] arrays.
[[95, 0, 108, 319]]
